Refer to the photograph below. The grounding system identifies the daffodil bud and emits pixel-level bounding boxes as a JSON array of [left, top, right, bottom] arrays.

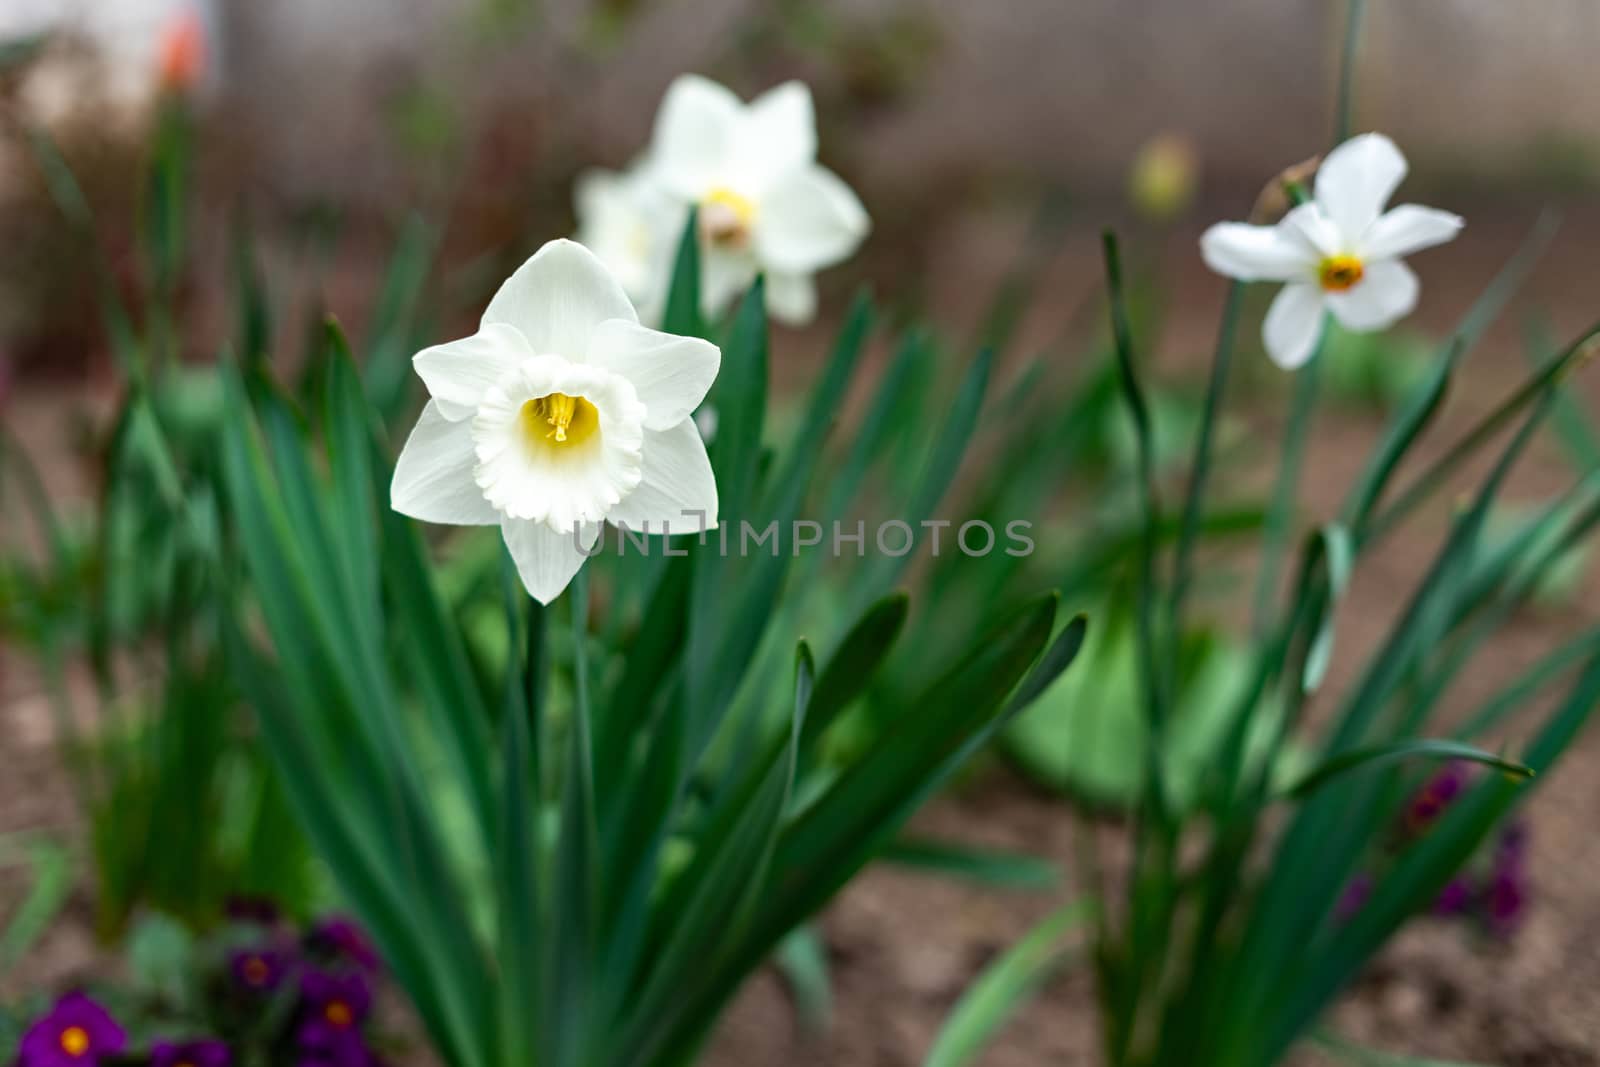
[[1129, 133, 1199, 222]]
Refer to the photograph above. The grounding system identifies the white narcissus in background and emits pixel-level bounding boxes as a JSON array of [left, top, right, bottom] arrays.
[[642, 74, 870, 325], [390, 239, 720, 604], [1199, 133, 1463, 370], [573, 162, 679, 322]]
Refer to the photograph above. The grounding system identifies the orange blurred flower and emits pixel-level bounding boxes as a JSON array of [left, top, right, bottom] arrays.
[[157, 8, 205, 94]]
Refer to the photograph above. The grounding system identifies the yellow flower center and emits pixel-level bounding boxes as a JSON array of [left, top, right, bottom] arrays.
[[1318, 254, 1365, 292], [325, 1001, 354, 1028], [700, 187, 756, 248], [59, 1027, 91, 1057], [521, 393, 599, 448], [242, 956, 270, 985]]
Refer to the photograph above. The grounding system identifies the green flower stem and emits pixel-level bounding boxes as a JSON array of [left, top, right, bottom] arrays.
[[1251, 350, 1324, 642]]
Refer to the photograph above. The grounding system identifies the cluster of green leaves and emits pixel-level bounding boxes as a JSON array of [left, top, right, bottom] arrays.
[[216, 215, 1089, 1067], [0, 102, 352, 938]]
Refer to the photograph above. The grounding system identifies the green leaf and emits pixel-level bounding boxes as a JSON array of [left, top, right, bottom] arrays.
[[661, 209, 705, 339], [1301, 522, 1353, 694], [774, 925, 833, 1031], [1168, 282, 1243, 649], [494, 626, 541, 1067], [0, 838, 71, 971], [1102, 231, 1169, 820], [1313, 1029, 1493, 1067], [852, 344, 993, 608], [1281, 739, 1531, 801], [545, 569, 599, 1067], [923, 900, 1093, 1067], [881, 838, 1059, 891], [800, 592, 909, 757], [125, 914, 195, 1004]]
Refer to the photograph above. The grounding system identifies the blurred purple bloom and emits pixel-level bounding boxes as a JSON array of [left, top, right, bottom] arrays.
[[18, 993, 126, 1067], [150, 1040, 231, 1067], [1496, 819, 1529, 867], [297, 970, 373, 1065], [229, 946, 291, 994], [1484, 868, 1529, 936], [308, 916, 381, 973], [1405, 762, 1467, 833], [1335, 873, 1372, 923], [1433, 876, 1472, 916]]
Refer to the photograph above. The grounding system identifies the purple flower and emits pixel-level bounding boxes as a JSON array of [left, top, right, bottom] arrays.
[[297, 970, 373, 1066], [229, 946, 291, 994], [1405, 762, 1467, 833], [1433, 876, 1472, 916], [17, 993, 126, 1067], [307, 917, 381, 974], [1496, 819, 1529, 867], [1335, 873, 1372, 923], [150, 1041, 231, 1067], [1483, 868, 1528, 936]]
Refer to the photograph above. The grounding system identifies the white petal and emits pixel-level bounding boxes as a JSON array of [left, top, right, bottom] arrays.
[[754, 164, 870, 274], [482, 239, 638, 358], [650, 74, 741, 198], [501, 518, 599, 604], [1262, 283, 1327, 370], [1199, 221, 1316, 282], [412, 322, 529, 421], [1325, 259, 1419, 332], [608, 418, 718, 534], [765, 271, 817, 325], [391, 401, 500, 525], [1278, 202, 1345, 259], [1315, 132, 1407, 238], [733, 81, 817, 183], [588, 319, 720, 431], [700, 248, 757, 321], [1360, 205, 1463, 261], [574, 165, 682, 310]]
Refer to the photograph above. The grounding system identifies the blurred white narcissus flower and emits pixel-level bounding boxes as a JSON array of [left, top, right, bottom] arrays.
[[646, 74, 870, 324], [1199, 133, 1463, 370], [574, 163, 679, 322], [390, 239, 721, 604]]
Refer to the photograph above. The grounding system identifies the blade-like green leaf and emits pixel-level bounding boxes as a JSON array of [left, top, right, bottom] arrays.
[[882, 838, 1059, 891], [923, 900, 1093, 1067], [1281, 739, 1531, 801], [661, 209, 705, 340]]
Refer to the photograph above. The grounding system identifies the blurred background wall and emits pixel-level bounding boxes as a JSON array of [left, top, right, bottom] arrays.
[[8, 0, 1600, 198], [3, 0, 1599, 382]]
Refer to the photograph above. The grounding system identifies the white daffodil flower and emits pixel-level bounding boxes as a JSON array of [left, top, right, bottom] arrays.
[[574, 162, 679, 323], [1200, 133, 1462, 369], [646, 74, 870, 325], [391, 239, 721, 604]]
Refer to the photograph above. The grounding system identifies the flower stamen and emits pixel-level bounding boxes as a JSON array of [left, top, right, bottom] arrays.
[[59, 1027, 90, 1057], [521, 393, 599, 449], [324, 1001, 354, 1028], [1318, 254, 1365, 292], [700, 187, 756, 248]]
